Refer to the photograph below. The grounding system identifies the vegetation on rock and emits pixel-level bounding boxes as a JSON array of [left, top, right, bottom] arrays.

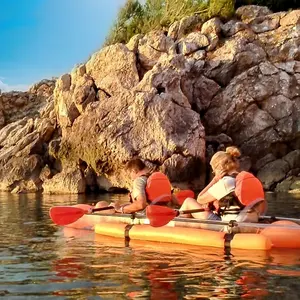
[[105, 0, 299, 45], [105, 0, 210, 45]]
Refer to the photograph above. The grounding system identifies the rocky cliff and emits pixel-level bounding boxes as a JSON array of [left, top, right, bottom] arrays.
[[1, 5, 300, 194]]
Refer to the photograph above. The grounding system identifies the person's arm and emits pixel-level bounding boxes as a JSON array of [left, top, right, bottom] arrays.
[[120, 176, 147, 213], [197, 177, 236, 205], [197, 191, 217, 205], [122, 195, 147, 213]]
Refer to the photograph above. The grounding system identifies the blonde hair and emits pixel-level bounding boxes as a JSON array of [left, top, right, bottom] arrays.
[[210, 146, 241, 174]]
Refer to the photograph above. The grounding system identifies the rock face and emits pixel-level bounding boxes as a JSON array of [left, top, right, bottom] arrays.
[[0, 80, 56, 192], [53, 55, 206, 191], [1, 6, 300, 193]]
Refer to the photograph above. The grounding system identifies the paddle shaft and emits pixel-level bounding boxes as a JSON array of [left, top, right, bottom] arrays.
[[176, 209, 300, 225], [180, 208, 240, 215], [91, 206, 114, 213], [262, 215, 300, 224]]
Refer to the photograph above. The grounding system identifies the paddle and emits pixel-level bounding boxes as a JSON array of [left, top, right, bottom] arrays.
[[146, 205, 300, 228], [49, 206, 114, 226], [146, 205, 245, 227], [146, 205, 208, 227]]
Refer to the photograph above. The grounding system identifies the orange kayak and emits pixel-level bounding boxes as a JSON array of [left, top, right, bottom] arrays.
[[63, 204, 300, 250]]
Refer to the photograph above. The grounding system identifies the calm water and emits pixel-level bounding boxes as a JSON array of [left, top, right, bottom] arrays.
[[1, 192, 300, 300]]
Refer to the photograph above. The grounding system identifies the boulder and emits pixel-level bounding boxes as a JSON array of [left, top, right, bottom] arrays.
[[86, 44, 139, 95], [262, 95, 293, 120], [222, 20, 248, 37], [126, 34, 144, 53], [257, 159, 290, 189], [275, 176, 293, 192], [258, 25, 300, 63], [280, 10, 300, 27], [290, 178, 300, 190], [168, 15, 201, 40], [178, 32, 209, 55], [43, 168, 86, 194], [138, 31, 176, 70], [0, 79, 55, 124], [283, 150, 300, 169], [254, 153, 276, 171], [235, 5, 272, 23], [201, 18, 222, 51], [204, 32, 266, 86], [0, 154, 43, 192], [248, 13, 280, 34]]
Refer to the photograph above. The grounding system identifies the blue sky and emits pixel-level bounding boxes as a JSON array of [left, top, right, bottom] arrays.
[[0, 0, 126, 91]]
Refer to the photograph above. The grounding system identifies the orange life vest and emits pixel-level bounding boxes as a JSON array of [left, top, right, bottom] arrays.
[[215, 171, 265, 215], [145, 172, 172, 204], [234, 171, 265, 207]]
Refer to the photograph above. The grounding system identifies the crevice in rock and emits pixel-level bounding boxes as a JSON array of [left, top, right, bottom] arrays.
[[270, 142, 290, 158], [79, 159, 88, 171], [136, 52, 147, 81], [256, 101, 263, 109], [174, 42, 180, 54], [149, 44, 167, 54], [156, 84, 166, 95], [191, 102, 199, 112], [97, 87, 111, 98]]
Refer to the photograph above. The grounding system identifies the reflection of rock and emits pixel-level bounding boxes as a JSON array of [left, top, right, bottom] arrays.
[[1, 5, 300, 193]]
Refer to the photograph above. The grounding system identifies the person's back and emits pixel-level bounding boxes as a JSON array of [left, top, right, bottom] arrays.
[[180, 146, 266, 222], [209, 172, 266, 222]]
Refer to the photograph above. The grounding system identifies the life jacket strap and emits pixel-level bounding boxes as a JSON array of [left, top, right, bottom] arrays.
[[148, 194, 172, 205]]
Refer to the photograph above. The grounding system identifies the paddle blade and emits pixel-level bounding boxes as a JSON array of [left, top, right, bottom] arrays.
[[175, 189, 195, 205], [49, 206, 86, 225], [146, 205, 177, 227]]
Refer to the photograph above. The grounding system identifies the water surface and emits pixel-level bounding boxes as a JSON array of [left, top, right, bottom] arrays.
[[1, 192, 300, 299]]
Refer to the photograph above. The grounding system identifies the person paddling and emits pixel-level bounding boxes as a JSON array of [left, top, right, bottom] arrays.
[[111, 158, 172, 214], [179, 146, 266, 222]]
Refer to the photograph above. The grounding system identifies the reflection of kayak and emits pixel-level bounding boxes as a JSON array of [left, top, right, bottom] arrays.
[[64, 204, 300, 251]]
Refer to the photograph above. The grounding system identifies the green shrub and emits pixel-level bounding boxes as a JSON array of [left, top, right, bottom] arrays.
[[105, 0, 299, 46], [105, 0, 144, 45], [105, 0, 210, 46], [209, 0, 235, 19]]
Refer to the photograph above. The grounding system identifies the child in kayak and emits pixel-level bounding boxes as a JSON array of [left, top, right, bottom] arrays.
[[179, 146, 266, 222], [111, 158, 172, 214]]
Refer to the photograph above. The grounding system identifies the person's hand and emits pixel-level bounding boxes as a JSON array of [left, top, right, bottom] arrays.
[[109, 202, 121, 212], [214, 170, 227, 181]]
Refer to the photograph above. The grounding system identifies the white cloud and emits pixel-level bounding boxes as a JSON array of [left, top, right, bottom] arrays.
[[0, 79, 29, 93]]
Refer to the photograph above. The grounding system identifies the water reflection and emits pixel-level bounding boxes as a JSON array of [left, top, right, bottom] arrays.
[[0, 191, 300, 299]]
